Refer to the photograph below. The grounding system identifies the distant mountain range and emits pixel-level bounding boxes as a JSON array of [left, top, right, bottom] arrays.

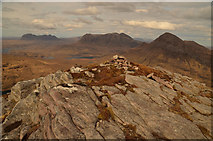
[[19, 32, 211, 86], [21, 33, 59, 40], [134, 38, 153, 43], [79, 32, 143, 48]]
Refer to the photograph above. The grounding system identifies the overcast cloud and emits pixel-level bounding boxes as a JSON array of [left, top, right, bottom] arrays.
[[2, 2, 211, 47]]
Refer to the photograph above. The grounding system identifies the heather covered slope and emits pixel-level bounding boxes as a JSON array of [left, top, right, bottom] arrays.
[[1, 56, 212, 140]]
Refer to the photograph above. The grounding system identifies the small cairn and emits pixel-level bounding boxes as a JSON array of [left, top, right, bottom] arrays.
[[98, 55, 139, 72], [111, 55, 132, 71]]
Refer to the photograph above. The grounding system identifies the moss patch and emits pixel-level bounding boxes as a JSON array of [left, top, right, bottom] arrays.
[[71, 72, 87, 80], [88, 75, 126, 86], [97, 105, 115, 121], [126, 84, 137, 93], [123, 124, 145, 140], [151, 131, 170, 140], [168, 94, 193, 121], [177, 91, 200, 103], [131, 62, 172, 82]]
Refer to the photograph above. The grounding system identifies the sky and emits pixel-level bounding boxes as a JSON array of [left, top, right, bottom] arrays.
[[2, 2, 212, 47]]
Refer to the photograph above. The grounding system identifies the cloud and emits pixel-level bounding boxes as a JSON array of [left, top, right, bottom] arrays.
[[92, 16, 103, 22], [182, 6, 211, 20], [63, 18, 92, 30], [32, 19, 56, 30], [86, 2, 115, 7], [74, 18, 92, 24], [123, 20, 180, 30], [3, 17, 29, 29], [87, 2, 135, 13], [135, 9, 148, 13], [107, 3, 135, 12], [159, 4, 211, 21], [31, 11, 57, 18], [3, 7, 15, 12], [67, 28, 73, 31], [119, 29, 125, 33], [64, 6, 99, 15], [64, 23, 83, 28]]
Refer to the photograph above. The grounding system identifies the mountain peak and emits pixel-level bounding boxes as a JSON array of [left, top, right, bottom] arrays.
[[21, 33, 59, 40], [150, 32, 184, 49], [79, 32, 141, 47], [155, 32, 183, 43]]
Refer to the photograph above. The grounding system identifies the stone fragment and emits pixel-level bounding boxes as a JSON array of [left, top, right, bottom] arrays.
[[92, 68, 97, 71], [113, 55, 118, 60], [70, 66, 84, 73], [115, 84, 127, 92], [8, 77, 43, 102], [102, 86, 121, 95], [85, 71, 94, 78]]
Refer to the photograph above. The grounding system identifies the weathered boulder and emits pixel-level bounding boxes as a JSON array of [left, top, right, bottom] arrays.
[[8, 77, 43, 102]]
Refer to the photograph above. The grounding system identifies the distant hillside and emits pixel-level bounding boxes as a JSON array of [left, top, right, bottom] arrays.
[[79, 32, 143, 48], [125, 32, 211, 86], [21, 33, 59, 40], [134, 38, 153, 43]]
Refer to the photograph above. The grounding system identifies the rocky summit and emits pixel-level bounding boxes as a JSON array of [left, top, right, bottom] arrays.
[[1, 56, 212, 140]]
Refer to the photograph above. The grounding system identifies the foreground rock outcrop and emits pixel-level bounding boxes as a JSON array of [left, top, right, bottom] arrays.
[[1, 56, 212, 140]]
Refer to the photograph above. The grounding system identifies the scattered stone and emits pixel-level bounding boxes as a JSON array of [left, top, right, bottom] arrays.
[[115, 84, 127, 92], [85, 71, 94, 78], [100, 63, 106, 67], [102, 86, 121, 95], [92, 68, 97, 72], [133, 66, 139, 71], [113, 55, 119, 60], [147, 73, 173, 89], [70, 66, 84, 73], [126, 71, 135, 74]]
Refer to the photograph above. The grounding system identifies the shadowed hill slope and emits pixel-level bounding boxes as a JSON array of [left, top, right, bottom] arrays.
[[125, 32, 211, 86]]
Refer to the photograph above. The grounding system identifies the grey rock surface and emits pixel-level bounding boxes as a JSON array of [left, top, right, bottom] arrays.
[[1, 56, 212, 140]]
